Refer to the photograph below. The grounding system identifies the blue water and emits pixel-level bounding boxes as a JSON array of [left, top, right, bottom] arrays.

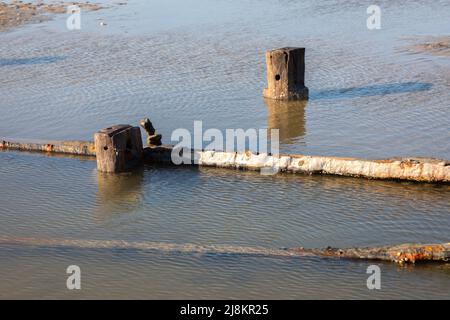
[[0, 0, 449, 299]]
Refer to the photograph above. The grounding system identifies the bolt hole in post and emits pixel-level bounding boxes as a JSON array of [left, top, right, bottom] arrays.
[[126, 139, 132, 151], [125, 138, 133, 160], [263, 47, 309, 100], [94, 124, 143, 173]]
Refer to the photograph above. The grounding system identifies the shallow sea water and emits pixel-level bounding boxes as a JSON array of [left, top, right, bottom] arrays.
[[0, 0, 449, 299]]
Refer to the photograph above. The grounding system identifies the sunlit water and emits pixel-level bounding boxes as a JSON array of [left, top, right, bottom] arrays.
[[0, 0, 450, 299]]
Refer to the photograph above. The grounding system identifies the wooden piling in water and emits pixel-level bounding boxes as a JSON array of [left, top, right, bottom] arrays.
[[263, 47, 309, 100], [94, 125, 143, 173]]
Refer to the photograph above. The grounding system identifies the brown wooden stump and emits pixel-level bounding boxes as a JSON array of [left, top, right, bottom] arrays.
[[263, 47, 309, 100], [94, 125, 143, 173], [139, 118, 162, 146]]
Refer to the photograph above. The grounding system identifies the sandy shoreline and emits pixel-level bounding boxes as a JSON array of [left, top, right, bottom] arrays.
[[405, 36, 450, 57], [0, 1, 102, 31]]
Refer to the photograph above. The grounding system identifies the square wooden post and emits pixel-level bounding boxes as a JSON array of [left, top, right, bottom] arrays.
[[94, 125, 143, 173], [263, 47, 309, 100]]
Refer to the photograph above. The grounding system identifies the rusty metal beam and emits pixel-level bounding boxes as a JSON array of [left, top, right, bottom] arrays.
[[291, 243, 450, 264], [0, 236, 447, 264], [1, 139, 95, 156], [2, 139, 449, 183]]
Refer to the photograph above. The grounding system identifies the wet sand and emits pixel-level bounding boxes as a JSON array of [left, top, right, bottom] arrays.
[[405, 36, 450, 57], [0, 1, 102, 31]]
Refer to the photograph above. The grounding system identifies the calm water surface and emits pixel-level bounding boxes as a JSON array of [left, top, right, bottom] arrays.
[[0, 0, 449, 299]]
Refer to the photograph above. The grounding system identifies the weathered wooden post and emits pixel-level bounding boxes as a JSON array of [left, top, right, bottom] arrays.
[[263, 47, 309, 100], [94, 125, 143, 173], [139, 118, 162, 146]]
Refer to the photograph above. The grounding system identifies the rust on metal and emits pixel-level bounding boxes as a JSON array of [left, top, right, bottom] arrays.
[[0, 235, 447, 264], [0, 140, 96, 156], [292, 243, 450, 264], [1, 138, 449, 183]]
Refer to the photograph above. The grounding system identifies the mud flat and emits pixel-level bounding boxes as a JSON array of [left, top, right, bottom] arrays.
[[0, 1, 102, 31], [404, 36, 450, 57]]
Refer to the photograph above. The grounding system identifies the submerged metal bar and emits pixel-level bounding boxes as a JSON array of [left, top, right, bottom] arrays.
[[0, 236, 448, 264], [292, 243, 450, 264], [1, 140, 95, 156], [2, 140, 449, 183]]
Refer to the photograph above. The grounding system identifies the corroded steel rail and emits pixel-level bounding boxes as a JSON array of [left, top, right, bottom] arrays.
[[144, 146, 450, 183], [1, 140, 95, 156], [0, 236, 448, 264], [2, 139, 449, 183], [293, 243, 450, 264]]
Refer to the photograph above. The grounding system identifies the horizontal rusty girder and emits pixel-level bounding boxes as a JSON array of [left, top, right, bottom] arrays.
[[2, 139, 450, 183], [0, 236, 448, 264]]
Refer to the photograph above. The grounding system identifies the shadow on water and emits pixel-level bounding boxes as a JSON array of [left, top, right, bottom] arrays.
[[310, 82, 432, 100], [262, 82, 431, 143], [0, 56, 66, 67]]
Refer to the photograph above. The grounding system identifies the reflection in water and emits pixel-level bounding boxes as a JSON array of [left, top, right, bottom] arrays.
[[95, 169, 144, 218], [1, 152, 450, 299], [264, 98, 307, 144]]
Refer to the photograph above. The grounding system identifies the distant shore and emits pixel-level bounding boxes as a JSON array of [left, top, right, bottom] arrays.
[[0, 1, 102, 31]]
